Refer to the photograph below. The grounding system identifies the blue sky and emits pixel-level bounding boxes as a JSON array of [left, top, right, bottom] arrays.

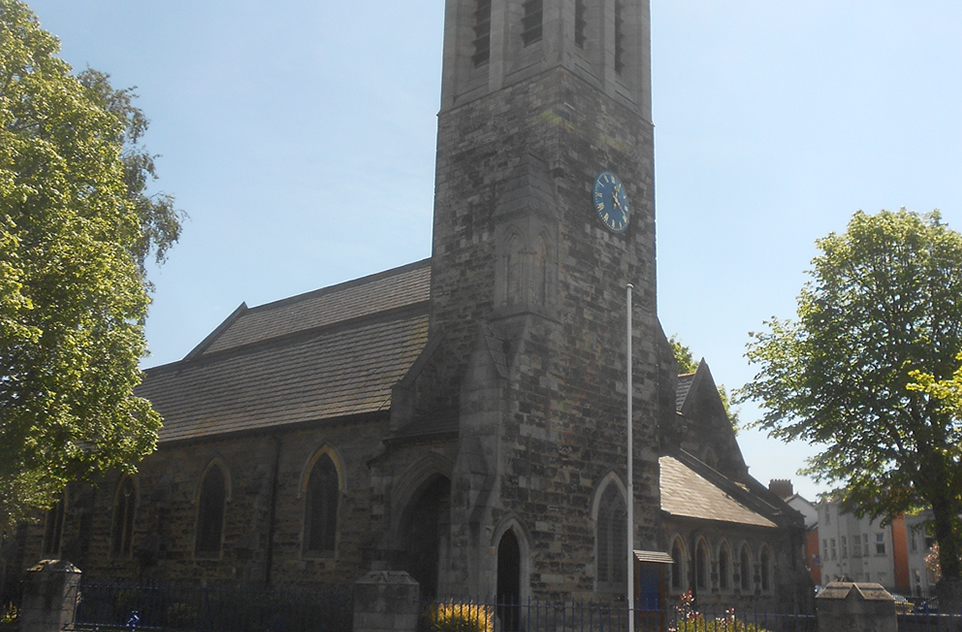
[[24, 0, 962, 501]]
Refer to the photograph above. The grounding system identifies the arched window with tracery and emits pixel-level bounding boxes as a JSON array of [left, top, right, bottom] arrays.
[[596, 483, 627, 593], [303, 453, 339, 557], [195, 463, 227, 558], [111, 477, 136, 557]]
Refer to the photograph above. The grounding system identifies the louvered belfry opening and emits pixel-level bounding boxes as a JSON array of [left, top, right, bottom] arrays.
[[521, 0, 543, 46], [472, 0, 492, 67]]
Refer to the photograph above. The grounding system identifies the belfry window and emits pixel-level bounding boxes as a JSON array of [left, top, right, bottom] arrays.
[[195, 464, 227, 558], [111, 477, 136, 557], [522, 0, 543, 46], [574, 0, 587, 48], [303, 454, 339, 557], [596, 484, 627, 591], [472, 0, 492, 67], [613, 0, 625, 74]]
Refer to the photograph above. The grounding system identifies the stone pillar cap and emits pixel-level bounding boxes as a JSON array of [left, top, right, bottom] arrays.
[[816, 582, 894, 602], [27, 559, 82, 573]]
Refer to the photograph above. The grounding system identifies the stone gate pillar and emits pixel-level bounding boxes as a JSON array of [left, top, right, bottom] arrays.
[[815, 582, 896, 632], [19, 560, 81, 632], [353, 570, 420, 632]]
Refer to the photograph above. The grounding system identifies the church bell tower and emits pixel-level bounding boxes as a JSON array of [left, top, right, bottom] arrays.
[[419, 0, 674, 599]]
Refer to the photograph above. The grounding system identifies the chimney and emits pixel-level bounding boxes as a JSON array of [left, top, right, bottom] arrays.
[[769, 479, 794, 499]]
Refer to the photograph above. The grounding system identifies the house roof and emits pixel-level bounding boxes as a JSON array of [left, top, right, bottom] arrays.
[[139, 260, 432, 443], [660, 455, 777, 528]]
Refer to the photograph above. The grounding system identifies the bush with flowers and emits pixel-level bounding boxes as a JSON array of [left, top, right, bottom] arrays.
[[668, 591, 773, 632]]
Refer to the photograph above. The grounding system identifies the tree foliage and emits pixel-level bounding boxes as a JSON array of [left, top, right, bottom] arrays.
[[741, 209, 962, 582], [0, 0, 181, 532]]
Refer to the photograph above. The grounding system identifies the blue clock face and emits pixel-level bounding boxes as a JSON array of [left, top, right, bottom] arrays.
[[593, 170, 630, 233]]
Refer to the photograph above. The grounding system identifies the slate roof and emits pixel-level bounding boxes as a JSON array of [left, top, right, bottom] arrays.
[[675, 373, 695, 411], [139, 260, 432, 443], [660, 455, 777, 528]]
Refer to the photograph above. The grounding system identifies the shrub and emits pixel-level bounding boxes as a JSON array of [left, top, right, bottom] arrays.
[[425, 601, 495, 632]]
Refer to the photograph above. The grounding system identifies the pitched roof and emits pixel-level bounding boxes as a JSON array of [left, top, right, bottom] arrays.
[[139, 260, 432, 443], [660, 455, 777, 528], [675, 373, 695, 411], [188, 259, 431, 357]]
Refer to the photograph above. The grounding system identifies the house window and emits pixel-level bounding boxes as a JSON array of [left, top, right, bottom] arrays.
[[303, 454, 339, 557], [195, 464, 227, 558], [596, 485, 627, 592], [521, 0, 543, 46], [841, 536, 848, 559], [739, 545, 753, 592], [863, 535, 870, 557], [42, 496, 65, 558], [853, 535, 862, 557], [111, 477, 136, 557], [876, 533, 886, 555], [830, 538, 837, 560]]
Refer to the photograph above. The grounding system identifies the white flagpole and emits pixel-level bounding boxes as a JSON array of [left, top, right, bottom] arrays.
[[626, 283, 634, 632]]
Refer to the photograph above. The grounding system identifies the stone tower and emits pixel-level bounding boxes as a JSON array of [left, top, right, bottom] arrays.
[[391, 0, 676, 601]]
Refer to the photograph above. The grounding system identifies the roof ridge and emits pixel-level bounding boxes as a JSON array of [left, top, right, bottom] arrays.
[[243, 258, 430, 315], [144, 299, 430, 376]]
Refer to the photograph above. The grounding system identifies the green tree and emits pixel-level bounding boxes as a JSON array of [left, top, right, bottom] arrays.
[[0, 0, 182, 532], [741, 209, 962, 592], [669, 335, 740, 431]]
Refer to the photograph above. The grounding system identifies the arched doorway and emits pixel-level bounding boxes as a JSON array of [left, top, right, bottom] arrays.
[[497, 529, 521, 631], [398, 476, 450, 597]]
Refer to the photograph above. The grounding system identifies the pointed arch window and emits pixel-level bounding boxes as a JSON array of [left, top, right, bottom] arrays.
[[111, 477, 136, 557], [718, 543, 732, 591], [740, 544, 754, 592], [303, 453, 339, 557], [533, 235, 548, 306], [596, 484, 627, 592], [695, 539, 710, 590], [195, 464, 227, 558], [42, 495, 65, 558], [670, 536, 687, 591], [504, 234, 524, 306], [760, 546, 773, 593]]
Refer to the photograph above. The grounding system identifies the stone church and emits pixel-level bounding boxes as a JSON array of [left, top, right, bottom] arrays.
[[10, 0, 811, 611]]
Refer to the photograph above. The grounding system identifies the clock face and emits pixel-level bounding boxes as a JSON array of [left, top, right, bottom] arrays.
[[593, 170, 630, 233]]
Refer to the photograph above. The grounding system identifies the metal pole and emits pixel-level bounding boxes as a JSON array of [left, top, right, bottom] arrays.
[[626, 283, 634, 632]]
